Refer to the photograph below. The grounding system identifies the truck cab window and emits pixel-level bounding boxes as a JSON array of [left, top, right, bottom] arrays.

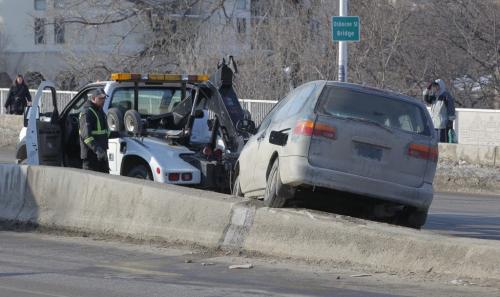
[[110, 89, 134, 114], [69, 89, 95, 115]]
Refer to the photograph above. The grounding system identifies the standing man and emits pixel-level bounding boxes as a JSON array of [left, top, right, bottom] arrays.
[[79, 88, 109, 173], [423, 79, 456, 143]]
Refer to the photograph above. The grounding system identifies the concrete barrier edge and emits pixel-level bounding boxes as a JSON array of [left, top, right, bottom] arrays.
[[0, 164, 499, 282]]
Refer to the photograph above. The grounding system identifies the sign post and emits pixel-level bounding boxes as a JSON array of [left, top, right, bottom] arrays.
[[332, 0, 360, 82]]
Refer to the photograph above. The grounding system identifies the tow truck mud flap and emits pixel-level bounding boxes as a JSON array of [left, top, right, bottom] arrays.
[[182, 155, 229, 192]]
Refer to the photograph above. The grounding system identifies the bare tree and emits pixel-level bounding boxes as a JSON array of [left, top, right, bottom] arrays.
[[32, 0, 500, 108]]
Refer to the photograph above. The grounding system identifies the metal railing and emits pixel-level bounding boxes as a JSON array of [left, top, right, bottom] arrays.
[[0, 88, 77, 114], [2, 87, 500, 145], [0, 88, 277, 124]]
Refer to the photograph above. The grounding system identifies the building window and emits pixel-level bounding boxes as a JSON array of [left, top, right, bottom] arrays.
[[34, 0, 47, 10], [237, 18, 246, 34], [34, 18, 46, 44], [54, 0, 66, 9], [54, 18, 65, 44], [236, 0, 246, 10]]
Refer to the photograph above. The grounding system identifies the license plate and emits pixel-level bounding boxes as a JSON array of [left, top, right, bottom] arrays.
[[354, 142, 383, 161]]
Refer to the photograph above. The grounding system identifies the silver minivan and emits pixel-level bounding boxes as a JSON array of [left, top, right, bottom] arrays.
[[233, 81, 438, 228]]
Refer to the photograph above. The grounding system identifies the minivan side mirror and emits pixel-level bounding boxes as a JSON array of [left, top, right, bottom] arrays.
[[269, 130, 288, 146], [236, 119, 256, 134]]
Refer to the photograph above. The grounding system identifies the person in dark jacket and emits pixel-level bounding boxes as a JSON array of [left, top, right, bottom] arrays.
[[4, 74, 32, 115], [79, 88, 109, 173], [423, 79, 456, 142]]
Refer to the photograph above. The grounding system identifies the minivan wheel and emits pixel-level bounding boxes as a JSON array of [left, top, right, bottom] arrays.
[[398, 206, 428, 229], [232, 173, 243, 197], [264, 160, 293, 208], [127, 164, 153, 180]]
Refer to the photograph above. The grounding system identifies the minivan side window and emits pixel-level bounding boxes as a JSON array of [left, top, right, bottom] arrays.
[[257, 93, 293, 133], [273, 83, 316, 122]]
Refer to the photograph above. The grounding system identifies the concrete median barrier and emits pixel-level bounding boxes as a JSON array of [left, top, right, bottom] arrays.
[[438, 143, 499, 167], [243, 207, 500, 281], [0, 164, 28, 220], [0, 115, 23, 147], [4, 165, 238, 247], [1, 164, 500, 282]]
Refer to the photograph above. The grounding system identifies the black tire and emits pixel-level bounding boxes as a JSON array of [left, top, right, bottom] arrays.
[[107, 107, 124, 132], [126, 164, 153, 180], [124, 110, 143, 135], [16, 144, 27, 164], [232, 173, 243, 197], [398, 207, 428, 229], [263, 160, 293, 208]]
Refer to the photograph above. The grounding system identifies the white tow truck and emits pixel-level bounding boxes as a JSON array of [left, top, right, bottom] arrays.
[[17, 59, 256, 192]]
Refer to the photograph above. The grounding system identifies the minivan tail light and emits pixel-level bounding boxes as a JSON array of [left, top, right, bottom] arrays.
[[293, 120, 336, 140], [408, 144, 438, 162], [313, 123, 337, 140], [293, 120, 315, 136]]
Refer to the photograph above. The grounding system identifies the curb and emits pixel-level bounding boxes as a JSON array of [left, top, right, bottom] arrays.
[[0, 164, 499, 282]]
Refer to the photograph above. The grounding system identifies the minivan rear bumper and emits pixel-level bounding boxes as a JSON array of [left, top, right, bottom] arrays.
[[279, 155, 433, 210]]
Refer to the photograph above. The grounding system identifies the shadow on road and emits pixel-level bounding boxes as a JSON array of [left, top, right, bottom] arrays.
[[284, 187, 401, 226], [425, 213, 500, 240]]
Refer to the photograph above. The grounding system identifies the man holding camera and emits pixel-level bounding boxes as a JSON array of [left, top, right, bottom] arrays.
[[79, 88, 110, 173], [423, 79, 456, 143]]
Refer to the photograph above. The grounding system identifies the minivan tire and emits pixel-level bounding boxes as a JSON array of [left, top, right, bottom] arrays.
[[127, 164, 153, 180], [399, 206, 428, 229], [264, 160, 292, 208], [232, 173, 243, 197]]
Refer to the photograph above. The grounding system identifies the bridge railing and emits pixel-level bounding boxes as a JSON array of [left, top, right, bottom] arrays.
[[2, 88, 499, 146]]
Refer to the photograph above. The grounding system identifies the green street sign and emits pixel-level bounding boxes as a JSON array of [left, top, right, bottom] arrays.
[[332, 16, 360, 42]]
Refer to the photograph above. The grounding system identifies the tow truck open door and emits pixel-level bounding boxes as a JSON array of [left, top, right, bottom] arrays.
[[26, 81, 63, 166]]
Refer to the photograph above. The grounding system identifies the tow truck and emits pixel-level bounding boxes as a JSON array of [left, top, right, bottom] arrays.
[[17, 58, 256, 192]]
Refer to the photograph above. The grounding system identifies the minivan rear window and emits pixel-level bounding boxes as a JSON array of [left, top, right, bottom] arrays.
[[317, 86, 430, 136]]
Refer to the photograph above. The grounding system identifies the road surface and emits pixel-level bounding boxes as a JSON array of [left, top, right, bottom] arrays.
[[0, 231, 497, 297], [1, 145, 499, 241]]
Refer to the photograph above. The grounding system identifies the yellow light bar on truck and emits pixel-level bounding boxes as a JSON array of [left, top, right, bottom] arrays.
[[189, 74, 209, 82], [147, 73, 165, 81], [164, 74, 183, 81], [111, 73, 209, 82], [111, 73, 142, 81]]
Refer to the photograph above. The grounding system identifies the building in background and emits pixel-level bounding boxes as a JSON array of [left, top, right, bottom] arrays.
[[0, 0, 252, 88]]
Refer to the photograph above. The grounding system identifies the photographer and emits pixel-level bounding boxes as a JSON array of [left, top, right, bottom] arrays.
[[423, 79, 456, 142], [4, 74, 32, 115]]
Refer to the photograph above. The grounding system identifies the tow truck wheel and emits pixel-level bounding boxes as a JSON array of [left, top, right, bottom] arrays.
[[107, 108, 124, 132], [124, 110, 143, 135], [127, 164, 153, 180], [264, 160, 292, 208]]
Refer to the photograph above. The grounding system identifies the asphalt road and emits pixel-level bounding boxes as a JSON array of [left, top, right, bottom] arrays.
[[425, 192, 500, 240], [0, 145, 15, 164], [1, 145, 499, 241], [0, 231, 497, 297]]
